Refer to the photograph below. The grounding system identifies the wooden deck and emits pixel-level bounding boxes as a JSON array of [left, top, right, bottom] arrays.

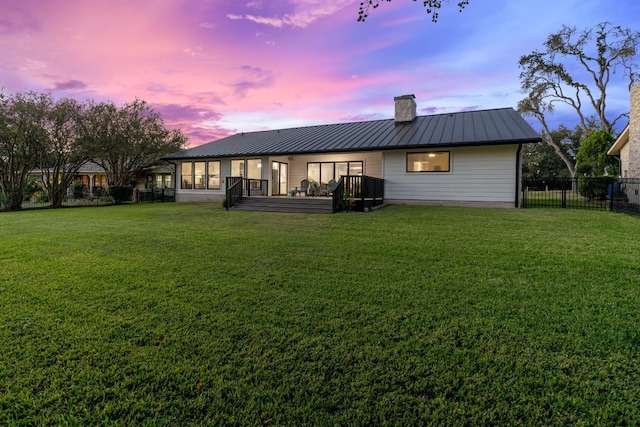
[[230, 196, 333, 214]]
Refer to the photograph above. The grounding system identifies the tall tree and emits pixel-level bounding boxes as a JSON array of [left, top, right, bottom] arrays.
[[522, 124, 593, 179], [39, 98, 89, 207], [518, 22, 640, 177], [358, 0, 469, 22], [0, 91, 50, 210], [82, 99, 186, 187]]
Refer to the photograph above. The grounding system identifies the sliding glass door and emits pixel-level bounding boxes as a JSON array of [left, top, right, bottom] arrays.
[[271, 161, 288, 195]]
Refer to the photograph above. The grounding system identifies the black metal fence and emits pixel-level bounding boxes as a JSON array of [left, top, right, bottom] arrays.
[[135, 188, 175, 203], [1, 187, 176, 211], [521, 177, 640, 215]]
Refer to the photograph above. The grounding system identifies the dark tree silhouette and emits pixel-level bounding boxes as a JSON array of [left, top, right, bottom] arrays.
[[358, 0, 469, 22]]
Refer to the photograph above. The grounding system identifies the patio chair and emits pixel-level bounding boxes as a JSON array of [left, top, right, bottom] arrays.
[[295, 179, 309, 197], [319, 179, 337, 196], [327, 179, 338, 195]]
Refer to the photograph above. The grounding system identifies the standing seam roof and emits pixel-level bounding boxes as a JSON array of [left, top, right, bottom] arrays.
[[164, 107, 541, 160]]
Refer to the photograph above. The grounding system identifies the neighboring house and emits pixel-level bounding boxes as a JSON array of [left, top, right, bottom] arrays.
[[164, 95, 541, 208], [30, 161, 175, 196], [608, 84, 640, 178], [74, 161, 108, 195]]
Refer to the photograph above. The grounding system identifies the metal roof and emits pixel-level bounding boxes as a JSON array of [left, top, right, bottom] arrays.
[[164, 107, 540, 160]]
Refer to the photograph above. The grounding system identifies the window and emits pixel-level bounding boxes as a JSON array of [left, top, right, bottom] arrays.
[[246, 159, 262, 180], [207, 161, 220, 190], [194, 162, 206, 189], [181, 162, 193, 189], [307, 161, 363, 184], [181, 161, 220, 190], [231, 160, 245, 177], [407, 152, 450, 172], [155, 174, 172, 189]]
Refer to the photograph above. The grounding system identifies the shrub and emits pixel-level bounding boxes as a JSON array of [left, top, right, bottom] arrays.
[[72, 183, 84, 199], [108, 186, 133, 204], [23, 178, 43, 201], [578, 177, 614, 201]]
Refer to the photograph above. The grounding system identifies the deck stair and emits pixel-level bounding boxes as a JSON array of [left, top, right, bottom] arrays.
[[230, 196, 333, 214]]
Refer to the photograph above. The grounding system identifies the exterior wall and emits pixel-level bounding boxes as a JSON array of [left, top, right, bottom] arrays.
[[383, 145, 519, 206], [619, 139, 631, 178], [173, 146, 519, 207], [175, 153, 383, 202], [629, 84, 640, 178]]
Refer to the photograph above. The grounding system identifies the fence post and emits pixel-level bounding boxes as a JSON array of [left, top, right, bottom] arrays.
[[561, 178, 566, 208]]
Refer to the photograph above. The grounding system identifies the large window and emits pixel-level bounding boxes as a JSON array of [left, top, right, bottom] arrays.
[[231, 160, 245, 177], [246, 159, 262, 180], [207, 161, 220, 190], [194, 162, 206, 189], [181, 161, 221, 190], [181, 162, 193, 189], [407, 152, 450, 172], [307, 161, 363, 184]]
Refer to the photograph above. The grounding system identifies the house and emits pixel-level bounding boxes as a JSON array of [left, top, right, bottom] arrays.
[[608, 84, 640, 178], [30, 160, 175, 197], [163, 95, 541, 209]]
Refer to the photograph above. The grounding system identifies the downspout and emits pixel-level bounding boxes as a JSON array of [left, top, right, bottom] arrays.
[[167, 161, 178, 199], [515, 144, 523, 208]]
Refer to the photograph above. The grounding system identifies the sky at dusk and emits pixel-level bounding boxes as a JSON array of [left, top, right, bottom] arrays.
[[2, 0, 639, 147]]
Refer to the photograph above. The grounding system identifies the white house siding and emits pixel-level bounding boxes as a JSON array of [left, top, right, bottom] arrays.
[[383, 145, 519, 206]]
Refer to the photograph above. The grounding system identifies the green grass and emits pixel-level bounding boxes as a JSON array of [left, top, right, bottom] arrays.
[[1, 203, 640, 425]]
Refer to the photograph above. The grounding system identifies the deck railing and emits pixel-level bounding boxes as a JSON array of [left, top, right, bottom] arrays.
[[225, 177, 243, 210], [244, 178, 268, 196], [332, 175, 384, 212]]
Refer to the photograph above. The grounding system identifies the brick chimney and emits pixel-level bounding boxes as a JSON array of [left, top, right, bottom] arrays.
[[394, 94, 416, 123]]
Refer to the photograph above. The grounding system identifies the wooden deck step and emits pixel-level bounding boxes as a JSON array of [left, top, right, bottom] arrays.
[[231, 196, 333, 214]]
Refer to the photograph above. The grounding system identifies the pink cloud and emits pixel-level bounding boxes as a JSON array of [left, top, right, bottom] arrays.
[[228, 0, 356, 28]]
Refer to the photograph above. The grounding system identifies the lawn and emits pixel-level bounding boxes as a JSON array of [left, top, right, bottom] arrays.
[[1, 203, 639, 425]]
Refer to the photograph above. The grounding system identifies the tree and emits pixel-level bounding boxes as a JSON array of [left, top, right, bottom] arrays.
[[522, 124, 590, 179], [575, 130, 618, 177], [82, 99, 186, 188], [358, 0, 469, 22], [518, 22, 640, 177], [0, 91, 50, 210], [39, 98, 89, 207]]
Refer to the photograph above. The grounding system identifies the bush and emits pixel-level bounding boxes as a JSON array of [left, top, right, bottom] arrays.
[[72, 183, 84, 199], [23, 179, 43, 201], [578, 177, 614, 201], [108, 186, 133, 204]]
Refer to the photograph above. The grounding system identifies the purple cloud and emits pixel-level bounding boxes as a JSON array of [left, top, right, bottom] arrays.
[[0, 7, 40, 34], [151, 103, 222, 123], [49, 79, 88, 92], [230, 66, 275, 96]]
